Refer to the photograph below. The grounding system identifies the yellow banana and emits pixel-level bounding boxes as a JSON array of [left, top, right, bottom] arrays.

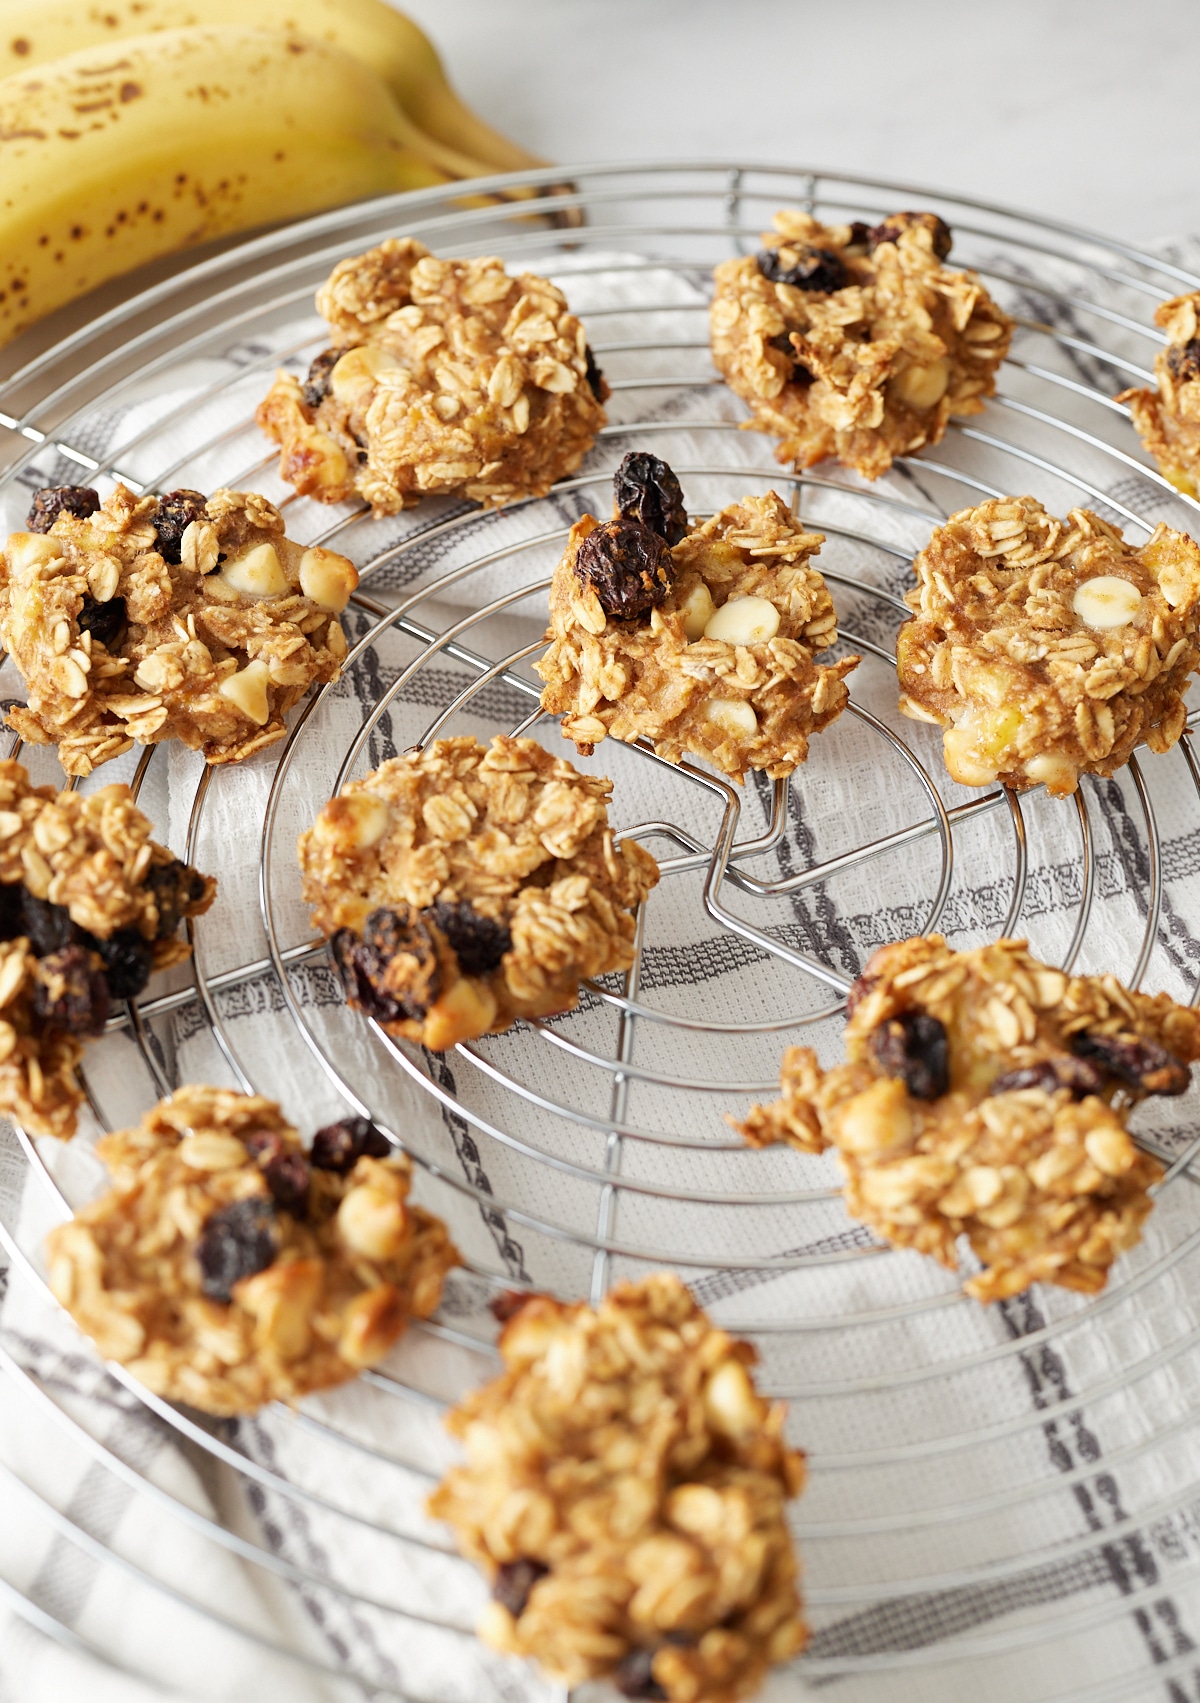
[[0, 0, 546, 173], [0, 27, 447, 349]]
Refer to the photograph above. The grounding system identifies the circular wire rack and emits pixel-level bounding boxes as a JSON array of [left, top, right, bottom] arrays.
[[3, 162, 1200, 1703]]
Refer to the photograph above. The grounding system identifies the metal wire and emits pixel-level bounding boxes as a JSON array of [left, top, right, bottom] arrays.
[[3, 163, 1200, 1703]]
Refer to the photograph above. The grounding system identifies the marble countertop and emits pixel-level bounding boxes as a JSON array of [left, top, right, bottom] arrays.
[[396, 0, 1195, 247]]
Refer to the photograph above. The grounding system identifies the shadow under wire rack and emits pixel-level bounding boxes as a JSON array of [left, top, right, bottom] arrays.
[[1, 163, 1200, 1703]]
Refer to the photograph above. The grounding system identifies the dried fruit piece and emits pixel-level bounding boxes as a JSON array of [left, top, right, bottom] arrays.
[[574, 518, 673, 622], [27, 485, 100, 533], [310, 1115, 392, 1174], [263, 1152, 311, 1217], [91, 928, 154, 1000], [146, 858, 211, 939], [584, 344, 607, 404], [492, 1558, 548, 1617], [429, 899, 511, 977], [1071, 1030, 1191, 1096], [195, 1196, 279, 1303], [331, 905, 442, 1024], [613, 1649, 666, 1700], [19, 892, 73, 956], [756, 244, 849, 294], [76, 594, 127, 648], [152, 490, 207, 566], [32, 945, 109, 1036], [1167, 340, 1200, 384], [870, 211, 953, 259], [302, 348, 339, 408], [612, 452, 688, 546], [868, 1010, 949, 1100], [990, 1056, 1106, 1099]]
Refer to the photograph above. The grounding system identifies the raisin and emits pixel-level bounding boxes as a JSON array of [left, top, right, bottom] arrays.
[[869, 1010, 949, 1100], [18, 892, 72, 956], [990, 1056, 1106, 1099], [429, 898, 512, 977], [1071, 1030, 1191, 1097], [146, 857, 209, 938], [76, 594, 127, 649], [846, 220, 875, 250], [584, 344, 608, 403], [767, 331, 813, 386], [302, 348, 339, 409], [32, 945, 109, 1036], [263, 1152, 311, 1217], [574, 518, 673, 622], [1167, 340, 1200, 384], [612, 451, 688, 546], [196, 1197, 278, 1302], [27, 485, 100, 533], [311, 1115, 391, 1174], [245, 1129, 285, 1164], [491, 1559, 548, 1617], [91, 928, 154, 1000], [0, 884, 22, 941], [869, 211, 953, 260], [845, 971, 878, 1017], [153, 489, 206, 565], [489, 1288, 532, 1324], [756, 244, 848, 294], [613, 1649, 666, 1700], [330, 928, 404, 1025]]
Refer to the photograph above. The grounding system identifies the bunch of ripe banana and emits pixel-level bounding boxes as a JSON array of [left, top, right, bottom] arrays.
[[0, 0, 559, 349]]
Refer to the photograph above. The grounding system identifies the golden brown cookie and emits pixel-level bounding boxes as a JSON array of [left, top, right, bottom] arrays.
[[1120, 291, 1200, 497], [535, 453, 857, 781], [255, 238, 607, 515], [0, 760, 213, 1138], [428, 1273, 807, 1703], [299, 734, 660, 1051], [896, 496, 1200, 795], [710, 210, 1013, 479], [737, 935, 1200, 1302], [46, 1086, 459, 1415], [2, 482, 356, 775]]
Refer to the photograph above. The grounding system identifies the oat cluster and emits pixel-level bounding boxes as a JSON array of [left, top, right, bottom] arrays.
[[428, 1273, 807, 1703], [537, 484, 857, 781], [710, 210, 1013, 480], [1120, 291, 1200, 498], [256, 238, 608, 515], [0, 761, 213, 1138], [299, 735, 660, 1052], [897, 496, 1200, 796], [0, 483, 356, 775], [46, 1086, 459, 1415], [738, 935, 1200, 1301]]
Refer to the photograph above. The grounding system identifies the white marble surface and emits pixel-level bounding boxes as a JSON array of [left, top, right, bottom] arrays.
[[396, 0, 1196, 246]]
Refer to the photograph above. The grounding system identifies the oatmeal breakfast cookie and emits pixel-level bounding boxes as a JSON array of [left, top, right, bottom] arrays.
[[896, 496, 1200, 796], [710, 210, 1014, 480], [299, 734, 660, 1051], [1119, 292, 1200, 497], [255, 238, 608, 515], [535, 452, 858, 781], [0, 760, 213, 1138], [428, 1273, 807, 1703], [46, 1086, 459, 1415], [737, 935, 1200, 1302], [1, 481, 357, 776]]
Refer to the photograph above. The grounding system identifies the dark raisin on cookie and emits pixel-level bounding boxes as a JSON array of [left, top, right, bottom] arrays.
[[869, 1010, 950, 1100], [584, 344, 608, 405], [429, 898, 512, 977], [757, 245, 849, 294], [989, 1056, 1106, 1100], [245, 1129, 286, 1164], [32, 945, 109, 1036], [90, 929, 155, 1000], [302, 348, 340, 409], [613, 1649, 667, 1701], [574, 518, 673, 622], [310, 1114, 392, 1174], [76, 594, 127, 649], [1167, 340, 1200, 384], [263, 1152, 311, 1217], [491, 1559, 548, 1618], [26, 485, 100, 534], [153, 489, 207, 565], [489, 1288, 532, 1324], [0, 884, 22, 941], [1071, 1030, 1191, 1097], [869, 211, 953, 260], [196, 1197, 279, 1302], [613, 451, 688, 546], [767, 331, 813, 387], [845, 220, 875, 252], [18, 892, 73, 957], [145, 857, 211, 938]]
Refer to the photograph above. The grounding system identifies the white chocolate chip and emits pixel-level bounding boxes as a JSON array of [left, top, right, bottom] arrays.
[[221, 542, 288, 599], [330, 344, 403, 404], [678, 581, 716, 641], [703, 697, 758, 738], [1072, 575, 1142, 630], [891, 357, 950, 411], [299, 546, 357, 613], [703, 595, 781, 646], [218, 658, 271, 725], [1025, 751, 1078, 794], [942, 722, 1000, 787], [6, 533, 62, 572]]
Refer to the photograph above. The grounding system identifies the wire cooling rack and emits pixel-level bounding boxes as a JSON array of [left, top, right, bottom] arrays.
[[4, 163, 1200, 1703]]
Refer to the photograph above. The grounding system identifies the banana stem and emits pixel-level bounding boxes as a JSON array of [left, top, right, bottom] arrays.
[[406, 80, 548, 175]]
